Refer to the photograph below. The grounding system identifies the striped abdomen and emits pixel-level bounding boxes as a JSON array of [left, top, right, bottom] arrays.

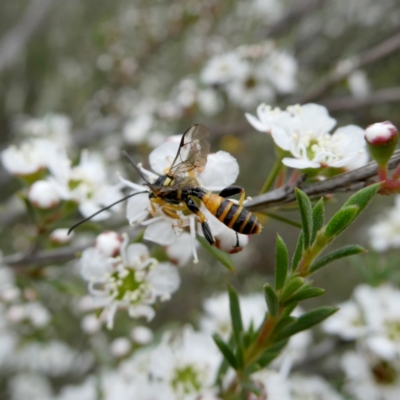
[[200, 193, 261, 235]]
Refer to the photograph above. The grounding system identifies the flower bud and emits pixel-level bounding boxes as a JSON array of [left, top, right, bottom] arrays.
[[95, 231, 123, 257], [50, 228, 73, 244], [215, 228, 249, 254], [365, 121, 398, 167], [81, 314, 102, 334], [131, 326, 153, 345], [110, 337, 132, 357], [28, 180, 61, 209]]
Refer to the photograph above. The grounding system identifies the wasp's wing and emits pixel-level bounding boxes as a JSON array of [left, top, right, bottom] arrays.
[[167, 124, 210, 177], [157, 176, 199, 194]]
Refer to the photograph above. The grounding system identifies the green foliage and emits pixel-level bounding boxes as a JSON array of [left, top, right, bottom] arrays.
[[263, 283, 279, 317], [323, 206, 359, 239], [275, 235, 289, 291], [311, 198, 324, 243], [295, 188, 313, 249], [197, 237, 234, 272]]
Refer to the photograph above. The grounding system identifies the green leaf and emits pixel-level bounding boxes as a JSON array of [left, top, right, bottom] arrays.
[[311, 198, 324, 243], [284, 285, 325, 305], [343, 183, 380, 217], [281, 276, 305, 301], [263, 283, 279, 317], [310, 245, 366, 274], [228, 285, 243, 344], [276, 307, 338, 341], [291, 232, 304, 271], [250, 340, 289, 370], [323, 206, 359, 240], [275, 235, 289, 290], [273, 316, 296, 336], [295, 188, 313, 249], [197, 236, 234, 272], [213, 334, 237, 369]]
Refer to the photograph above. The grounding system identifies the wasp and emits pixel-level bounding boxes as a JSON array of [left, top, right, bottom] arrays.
[[69, 124, 261, 245]]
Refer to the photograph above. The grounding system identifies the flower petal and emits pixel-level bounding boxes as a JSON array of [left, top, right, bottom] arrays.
[[126, 193, 150, 222], [149, 141, 179, 175], [125, 243, 150, 268], [198, 151, 239, 188], [144, 220, 177, 246], [147, 263, 180, 298], [282, 157, 320, 169]]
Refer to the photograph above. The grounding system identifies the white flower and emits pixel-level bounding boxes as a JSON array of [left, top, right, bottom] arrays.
[[342, 351, 400, 400], [246, 103, 368, 170], [121, 135, 240, 263], [251, 370, 291, 400], [348, 70, 370, 99], [123, 114, 154, 145], [201, 53, 248, 85], [1, 139, 67, 177], [110, 337, 132, 357], [200, 293, 266, 340], [95, 231, 123, 257], [368, 196, 400, 251], [52, 150, 124, 221], [149, 326, 222, 400], [197, 89, 223, 116], [81, 314, 102, 334], [28, 180, 61, 209], [80, 237, 180, 329], [55, 376, 97, 400]]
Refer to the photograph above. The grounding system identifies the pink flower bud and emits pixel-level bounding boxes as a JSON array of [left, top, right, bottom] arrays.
[[28, 180, 61, 209], [95, 231, 123, 257], [365, 121, 398, 145]]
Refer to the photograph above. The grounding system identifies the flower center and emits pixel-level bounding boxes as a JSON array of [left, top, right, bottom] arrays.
[[171, 365, 202, 394], [372, 360, 398, 385], [245, 76, 257, 89], [385, 320, 400, 341], [108, 268, 147, 303]]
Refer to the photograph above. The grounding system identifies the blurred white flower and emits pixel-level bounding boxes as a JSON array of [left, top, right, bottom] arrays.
[[95, 231, 123, 257], [21, 113, 72, 149], [8, 372, 53, 400], [131, 326, 154, 345], [121, 135, 240, 262], [246, 103, 368, 170], [81, 314, 102, 334], [123, 114, 154, 145], [28, 180, 61, 209], [289, 374, 344, 400], [149, 326, 221, 400], [201, 53, 247, 85], [342, 351, 400, 400], [348, 70, 370, 99], [54, 376, 97, 400], [369, 196, 400, 251], [197, 88, 223, 116], [80, 237, 180, 329], [200, 292, 266, 340], [52, 150, 124, 221], [111, 337, 132, 358], [251, 370, 291, 400]]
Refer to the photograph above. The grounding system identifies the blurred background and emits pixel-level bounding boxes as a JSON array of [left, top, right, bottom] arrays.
[[1, 0, 400, 398]]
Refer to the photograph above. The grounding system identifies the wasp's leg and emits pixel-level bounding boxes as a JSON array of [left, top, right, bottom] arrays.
[[161, 203, 187, 220], [218, 186, 246, 206], [185, 198, 215, 245]]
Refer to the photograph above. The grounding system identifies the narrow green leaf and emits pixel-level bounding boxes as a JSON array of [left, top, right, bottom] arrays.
[[250, 339, 289, 370], [295, 188, 313, 249], [275, 235, 289, 290], [310, 245, 366, 274], [261, 211, 302, 228], [323, 206, 359, 240], [281, 277, 305, 301], [311, 198, 324, 243], [291, 232, 304, 271], [228, 285, 243, 344], [213, 334, 237, 369], [343, 183, 380, 217], [263, 283, 279, 317], [284, 285, 325, 305], [236, 332, 245, 369], [197, 236, 234, 272], [273, 316, 296, 336], [276, 307, 338, 341]]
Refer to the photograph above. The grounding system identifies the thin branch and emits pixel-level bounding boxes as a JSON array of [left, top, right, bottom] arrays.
[[0, 0, 55, 74], [320, 87, 400, 112], [298, 31, 400, 103], [245, 150, 400, 212]]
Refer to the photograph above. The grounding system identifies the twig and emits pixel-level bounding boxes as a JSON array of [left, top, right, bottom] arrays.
[[298, 31, 400, 103], [245, 150, 400, 212], [0, 0, 55, 74], [320, 87, 400, 112]]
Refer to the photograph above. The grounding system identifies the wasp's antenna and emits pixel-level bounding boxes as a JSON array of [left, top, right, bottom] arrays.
[[68, 190, 148, 235], [122, 150, 151, 184]]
